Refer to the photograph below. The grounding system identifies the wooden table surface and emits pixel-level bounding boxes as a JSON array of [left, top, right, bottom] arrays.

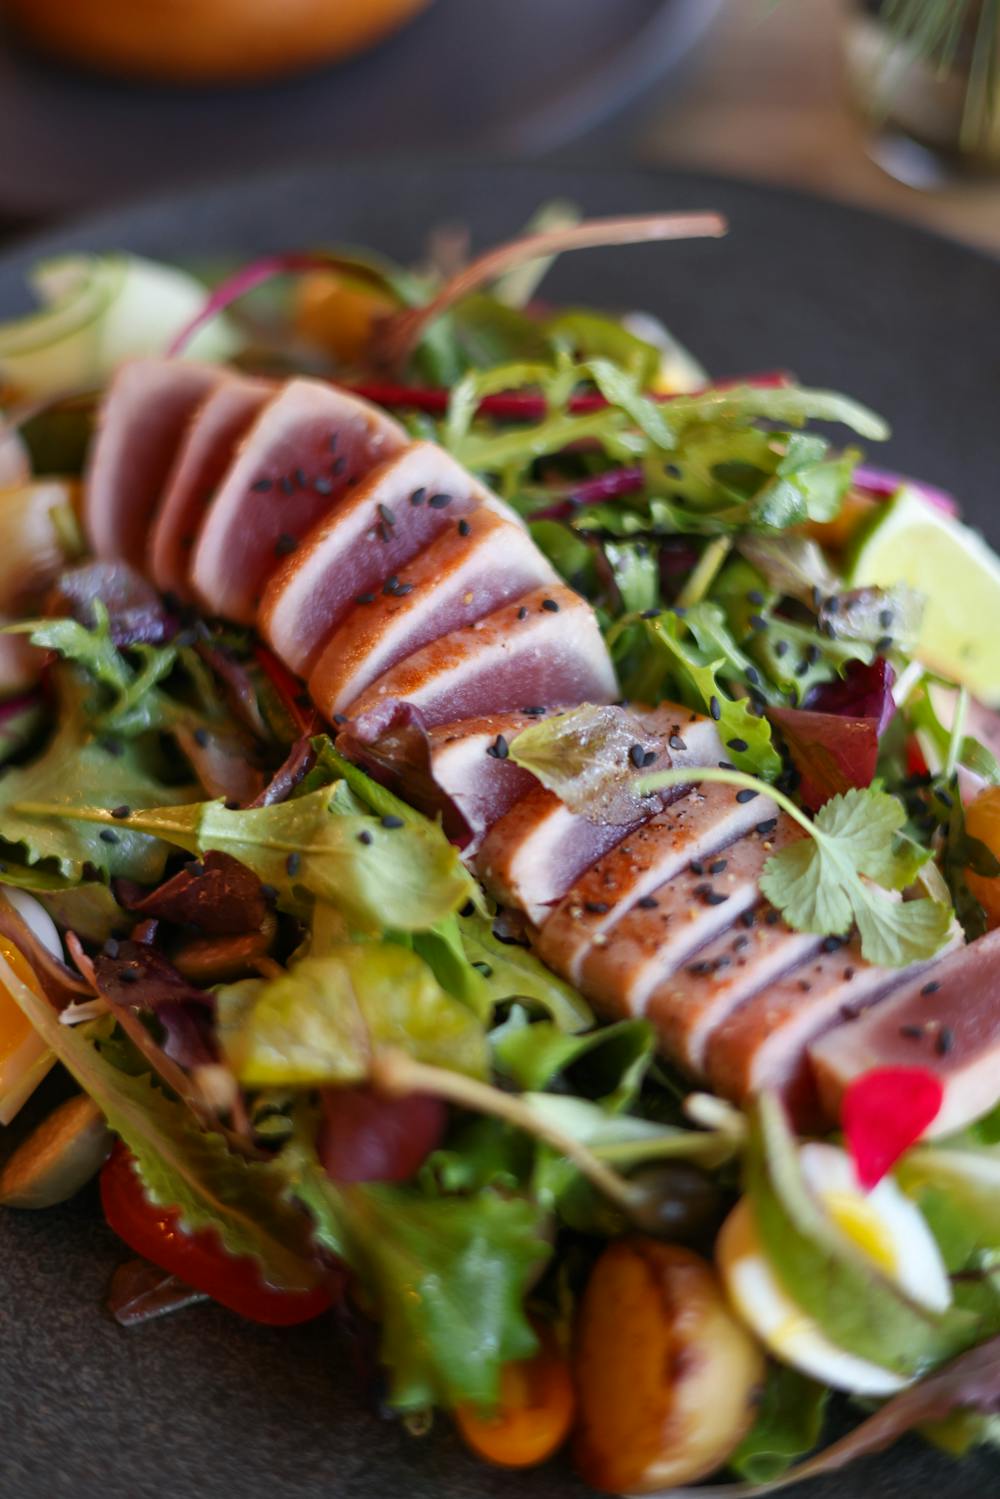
[[636, 0, 1000, 254]]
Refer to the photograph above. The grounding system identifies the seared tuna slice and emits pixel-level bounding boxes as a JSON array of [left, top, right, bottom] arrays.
[[809, 928, 997, 1138], [148, 375, 272, 598], [190, 378, 405, 625], [260, 441, 514, 676], [646, 912, 824, 1075], [578, 821, 802, 1017], [337, 704, 547, 851], [476, 788, 645, 926], [85, 358, 226, 566], [535, 784, 778, 985], [309, 508, 556, 714], [704, 926, 960, 1126], [342, 584, 617, 729]]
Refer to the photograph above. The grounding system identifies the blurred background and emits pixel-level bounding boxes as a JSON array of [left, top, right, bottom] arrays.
[[0, 0, 997, 250]]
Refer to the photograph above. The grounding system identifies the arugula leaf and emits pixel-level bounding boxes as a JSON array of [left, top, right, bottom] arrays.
[[0, 950, 321, 1291], [746, 1093, 974, 1378], [612, 610, 782, 780], [280, 1146, 548, 1411], [230, 946, 488, 1088], [25, 783, 470, 930], [1, 672, 195, 886], [455, 908, 593, 1032], [729, 1364, 828, 1483]]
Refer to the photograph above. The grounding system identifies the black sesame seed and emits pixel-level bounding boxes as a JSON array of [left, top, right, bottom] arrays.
[[355, 592, 376, 605], [357, 830, 373, 845], [332, 457, 348, 476], [274, 533, 298, 557], [673, 606, 687, 618], [727, 737, 749, 753], [472, 961, 493, 977], [328, 433, 339, 452], [876, 635, 894, 653], [900, 1024, 925, 1040], [806, 643, 821, 665], [774, 640, 789, 658], [517, 606, 528, 621], [332, 713, 348, 725], [522, 706, 546, 716], [795, 659, 810, 678], [922, 981, 941, 996], [286, 852, 302, 877], [709, 858, 728, 875], [99, 828, 119, 844], [118, 968, 138, 984], [736, 788, 759, 803], [745, 666, 761, 686], [457, 518, 471, 537], [314, 476, 333, 496], [376, 522, 391, 544], [409, 487, 427, 507], [668, 735, 687, 752], [936, 788, 954, 809], [747, 589, 765, 606], [822, 935, 844, 953], [765, 909, 781, 925], [428, 492, 452, 509], [640, 608, 662, 619], [637, 895, 659, 910], [541, 598, 560, 613], [879, 608, 894, 629], [704, 890, 729, 906], [193, 727, 210, 748], [749, 614, 767, 632], [103, 938, 120, 958], [688, 960, 713, 976], [629, 743, 646, 769], [251, 477, 273, 493], [733, 934, 750, 952], [381, 814, 404, 829], [111, 804, 131, 820], [460, 900, 475, 918], [709, 695, 722, 721], [260, 884, 278, 903], [825, 595, 840, 614], [584, 901, 609, 914], [293, 467, 307, 489], [383, 575, 399, 594], [811, 586, 822, 610], [689, 860, 705, 876], [756, 818, 778, 835], [486, 735, 509, 761], [739, 909, 756, 928], [279, 475, 294, 496], [936, 1026, 955, 1057], [641, 749, 657, 768], [718, 761, 735, 771]]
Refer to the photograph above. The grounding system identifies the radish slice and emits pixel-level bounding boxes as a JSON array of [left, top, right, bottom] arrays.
[[853, 465, 958, 517]]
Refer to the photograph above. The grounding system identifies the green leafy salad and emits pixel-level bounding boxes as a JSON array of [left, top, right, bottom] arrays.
[[1, 207, 1000, 1496]]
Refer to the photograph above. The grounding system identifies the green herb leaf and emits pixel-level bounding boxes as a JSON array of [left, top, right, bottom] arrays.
[[0, 950, 321, 1291], [456, 908, 593, 1032], [491, 1008, 653, 1109], [729, 1363, 828, 1483], [230, 945, 488, 1089]]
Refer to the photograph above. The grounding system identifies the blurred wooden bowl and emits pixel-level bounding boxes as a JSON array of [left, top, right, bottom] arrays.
[[5, 0, 434, 83]]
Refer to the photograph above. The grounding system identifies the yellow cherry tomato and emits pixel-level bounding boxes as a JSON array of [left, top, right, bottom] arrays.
[[455, 1321, 576, 1469], [294, 272, 400, 368], [0, 935, 54, 1125], [966, 786, 1000, 929]]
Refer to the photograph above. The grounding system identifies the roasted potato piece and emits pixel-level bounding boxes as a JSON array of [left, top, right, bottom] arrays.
[[573, 1238, 764, 1494]]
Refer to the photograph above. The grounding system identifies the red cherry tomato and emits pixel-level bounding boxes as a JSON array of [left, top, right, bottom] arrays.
[[100, 1142, 334, 1326], [318, 1086, 446, 1183]]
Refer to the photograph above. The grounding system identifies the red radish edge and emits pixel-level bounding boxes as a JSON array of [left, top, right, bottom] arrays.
[[853, 465, 958, 517], [842, 1066, 944, 1190]]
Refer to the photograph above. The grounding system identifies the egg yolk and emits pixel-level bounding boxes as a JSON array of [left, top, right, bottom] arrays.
[[0, 934, 43, 1064], [823, 1190, 897, 1277]]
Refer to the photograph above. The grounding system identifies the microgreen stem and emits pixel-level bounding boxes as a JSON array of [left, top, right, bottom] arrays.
[[944, 686, 968, 782], [636, 764, 815, 838], [675, 536, 733, 608], [370, 1049, 642, 1218]]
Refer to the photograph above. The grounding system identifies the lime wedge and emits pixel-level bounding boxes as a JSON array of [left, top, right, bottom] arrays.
[[848, 486, 1000, 704]]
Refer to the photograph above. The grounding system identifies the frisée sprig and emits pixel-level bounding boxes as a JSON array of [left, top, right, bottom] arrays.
[[635, 766, 955, 968]]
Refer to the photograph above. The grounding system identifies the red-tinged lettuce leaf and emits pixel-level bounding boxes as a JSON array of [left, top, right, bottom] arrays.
[[335, 700, 472, 844], [768, 706, 880, 811], [250, 735, 317, 808], [50, 560, 176, 646], [117, 850, 268, 936], [675, 1336, 1000, 1496], [92, 939, 218, 1069], [807, 657, 897, 734]]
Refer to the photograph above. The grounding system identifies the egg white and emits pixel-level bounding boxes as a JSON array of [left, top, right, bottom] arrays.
[[717, 1142, 952, 1396]]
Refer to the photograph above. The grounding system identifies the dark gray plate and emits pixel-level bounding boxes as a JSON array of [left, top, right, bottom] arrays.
[[1, 162, 998, 1499], [0, 0, 722, 219]]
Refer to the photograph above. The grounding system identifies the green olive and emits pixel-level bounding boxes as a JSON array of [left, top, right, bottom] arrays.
[[0, 1093, 111, 1208]]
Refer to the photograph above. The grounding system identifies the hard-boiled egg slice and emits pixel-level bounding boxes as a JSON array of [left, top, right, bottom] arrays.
[[0, 888, 62, 1124], [717, 1142, 951, 1396]]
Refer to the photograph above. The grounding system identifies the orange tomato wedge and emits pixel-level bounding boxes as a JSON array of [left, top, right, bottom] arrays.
[[0, 935, 54, 1125], [454, 1321, 575, 1469]]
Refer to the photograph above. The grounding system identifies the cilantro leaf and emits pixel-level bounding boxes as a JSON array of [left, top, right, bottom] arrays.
[[0, 949, 321, 1291]]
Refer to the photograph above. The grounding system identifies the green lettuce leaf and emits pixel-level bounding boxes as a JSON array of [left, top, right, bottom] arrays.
[[490, 1007, 653, 1109], [0, 949, 321, 1291], [230, 945, 488, 1088], [23, 782, 470, 930], [729, 1364, 828, 1483], [455, 908, 593, 1032]]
